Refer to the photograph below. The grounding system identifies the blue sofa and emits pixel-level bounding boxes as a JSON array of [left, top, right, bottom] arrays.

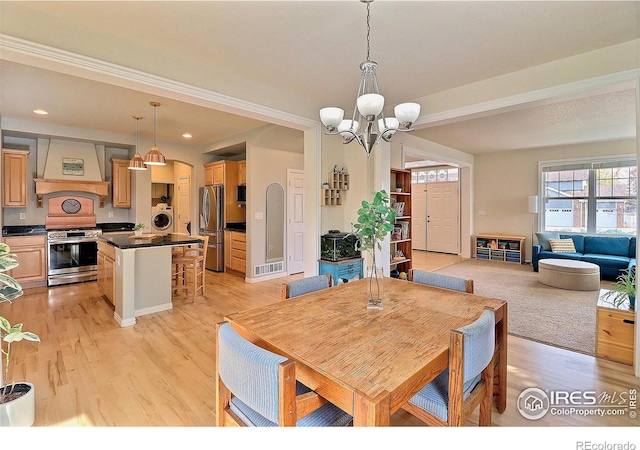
[[532, 234, 636, 279]]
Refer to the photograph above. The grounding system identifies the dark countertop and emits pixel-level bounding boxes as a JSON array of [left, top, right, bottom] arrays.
[[100, 233, 200, 249], [225, 222, 246, 232], [98, 222, 135, 233], [2, 225, 47, 237]]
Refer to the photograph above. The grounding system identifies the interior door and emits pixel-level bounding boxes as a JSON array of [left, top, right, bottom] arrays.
[[426, 182, 460, 254], [177, 176, 191, 234], [287, 169, 305, 275], [411, 183, 427, 250]]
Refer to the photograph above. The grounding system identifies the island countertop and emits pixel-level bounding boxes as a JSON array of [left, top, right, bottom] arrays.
[[100, 233, 201, 249]]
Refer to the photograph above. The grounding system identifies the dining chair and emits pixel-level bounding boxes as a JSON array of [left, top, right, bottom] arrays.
[[408, 269, 474, 293], [280, 273, 333, 300], [215, 321, 353, 427], [172, 235, 209, 301], [402, 308, 496, 426]]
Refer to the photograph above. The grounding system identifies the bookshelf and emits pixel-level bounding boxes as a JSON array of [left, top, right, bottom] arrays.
[[321, 171, 349, 206], [390, 168, 412, 274]]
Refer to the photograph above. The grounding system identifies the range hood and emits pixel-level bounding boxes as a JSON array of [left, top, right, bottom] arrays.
[[34, 179, 109, 208]]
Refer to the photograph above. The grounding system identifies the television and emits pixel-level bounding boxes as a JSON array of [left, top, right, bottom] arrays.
[[236, 185, 246, 204]]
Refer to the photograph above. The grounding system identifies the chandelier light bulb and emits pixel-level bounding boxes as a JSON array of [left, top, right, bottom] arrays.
[[338, 120, 359, 137], [357, 93, 385, 118], [378, 117, 399, 138], [319, 107, 344, 128], [394, 103, 421, 127]]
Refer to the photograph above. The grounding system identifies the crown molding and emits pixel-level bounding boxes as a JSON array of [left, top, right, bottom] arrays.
[[0, 34, 318, 130]]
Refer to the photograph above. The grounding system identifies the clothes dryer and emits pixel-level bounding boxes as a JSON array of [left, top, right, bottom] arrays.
[[151, 203, 174, 234]]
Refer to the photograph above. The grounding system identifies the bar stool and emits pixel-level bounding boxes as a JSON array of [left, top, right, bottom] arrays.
[[172, 235, 209, 300]]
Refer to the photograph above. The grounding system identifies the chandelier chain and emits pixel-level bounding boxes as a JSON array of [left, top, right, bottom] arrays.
[[366, 1, 371, 62]]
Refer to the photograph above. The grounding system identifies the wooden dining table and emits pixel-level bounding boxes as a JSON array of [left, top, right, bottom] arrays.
[[225, 276, 508, 426]]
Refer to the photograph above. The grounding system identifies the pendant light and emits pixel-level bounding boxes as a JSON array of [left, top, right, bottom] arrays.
[[144, 101, 166, 166], [128, 116, 147, 170]]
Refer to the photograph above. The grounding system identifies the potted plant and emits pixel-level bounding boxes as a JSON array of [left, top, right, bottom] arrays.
[[0, 243, 40, 427], [395, 183, 403, 193], [602, 268, 636, 310], [133, 223, 145, 237], [351, 190, 397, 310]]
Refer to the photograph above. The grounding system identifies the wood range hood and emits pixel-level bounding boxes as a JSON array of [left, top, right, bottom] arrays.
[[34, 178, 110, 208]]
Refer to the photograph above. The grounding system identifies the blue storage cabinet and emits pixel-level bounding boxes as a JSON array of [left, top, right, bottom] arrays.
[[318, 258, 364, 286]]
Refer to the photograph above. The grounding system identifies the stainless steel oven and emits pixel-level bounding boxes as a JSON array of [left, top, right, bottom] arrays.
[[47, 229, 102, 286]]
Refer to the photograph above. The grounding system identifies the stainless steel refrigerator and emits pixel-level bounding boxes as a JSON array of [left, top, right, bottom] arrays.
[[200, 185, 224, 271]]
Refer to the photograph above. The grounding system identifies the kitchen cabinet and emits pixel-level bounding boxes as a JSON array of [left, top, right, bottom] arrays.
[[2, 235, 47, 288], [2, 149, 29, 208], [238, 160, 247, 185], [225, 231, 246, 274], [204, 161, 226, 186], [97, 240, 116, 305], [111, 158, 131, 208], [204, 160, 243, 223]]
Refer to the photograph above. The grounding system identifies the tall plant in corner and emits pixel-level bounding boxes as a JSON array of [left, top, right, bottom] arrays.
[[0, 243, 40, 425], [352, 190, 397, 308]]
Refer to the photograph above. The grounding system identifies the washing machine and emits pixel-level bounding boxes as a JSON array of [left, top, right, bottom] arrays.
[[151, 203, 174, 235]]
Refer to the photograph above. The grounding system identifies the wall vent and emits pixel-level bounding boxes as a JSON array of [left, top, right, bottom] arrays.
[[254, 262, 284, 276]]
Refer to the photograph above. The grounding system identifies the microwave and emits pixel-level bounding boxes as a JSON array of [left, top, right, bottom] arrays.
[[236, 185, 246, 203]]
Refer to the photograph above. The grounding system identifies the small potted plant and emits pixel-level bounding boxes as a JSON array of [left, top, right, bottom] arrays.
[[0, 243, 40, 426], [602, 268, 636, 310], [395, 183, 403, 193], [133, 223, 145, 237]]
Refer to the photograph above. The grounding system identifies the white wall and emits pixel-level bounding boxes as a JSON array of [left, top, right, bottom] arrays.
[[474, 139, 636, 261]]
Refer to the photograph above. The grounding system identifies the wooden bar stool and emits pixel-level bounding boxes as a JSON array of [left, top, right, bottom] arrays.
[[172, 235, 209, 301]]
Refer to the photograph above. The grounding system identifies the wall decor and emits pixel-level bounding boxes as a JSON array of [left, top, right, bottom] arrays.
[[62, 158, 84, 176]]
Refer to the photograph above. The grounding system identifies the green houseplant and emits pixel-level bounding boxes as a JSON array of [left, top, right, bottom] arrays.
[[133, 223, 145, 236], [351, 190, 397, 309], [0, 243, 40, 426], [602, 268, 636, 310]]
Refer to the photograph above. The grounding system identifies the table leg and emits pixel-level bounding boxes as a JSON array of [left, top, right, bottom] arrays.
[[353, 391, 390, 426]]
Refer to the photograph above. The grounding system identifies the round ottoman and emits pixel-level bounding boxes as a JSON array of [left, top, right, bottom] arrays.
[[538, 259, 600, 291]]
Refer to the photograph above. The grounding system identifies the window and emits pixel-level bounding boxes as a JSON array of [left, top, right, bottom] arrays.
[[541, 159, 637, 235], [411, 168, 459, 184]]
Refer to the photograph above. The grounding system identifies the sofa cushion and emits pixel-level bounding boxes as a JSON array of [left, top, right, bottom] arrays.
[[581, 253, 630, 269], [560, 234, 585, 254], [549, 238, 576, 253], [537, 250, 582, 262], [584, 236, 630, 257], [535, 231, 559, 251], [630, 237, 636, 258]]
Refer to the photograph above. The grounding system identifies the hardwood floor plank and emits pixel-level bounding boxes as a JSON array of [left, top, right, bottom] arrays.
[[1, 253, 637, 430]]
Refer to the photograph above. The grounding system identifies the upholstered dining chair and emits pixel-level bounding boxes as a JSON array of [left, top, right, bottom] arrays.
[[408, 269, 474, 293], [280, 273, 333, 300], [172, 235, 209, 301], [402, 308, 496, 426], [215, 321, 353, 427]]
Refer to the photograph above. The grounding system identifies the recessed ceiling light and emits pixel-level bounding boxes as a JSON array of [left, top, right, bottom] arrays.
[[182, 133, 192, 139], [33, 109, 48, 115]]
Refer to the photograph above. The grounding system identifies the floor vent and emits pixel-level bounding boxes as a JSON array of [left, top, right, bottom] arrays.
[[254, 262, 284, 276]]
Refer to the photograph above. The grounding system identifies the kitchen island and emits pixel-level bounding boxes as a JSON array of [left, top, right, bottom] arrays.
[[99, 233, 200, 327]]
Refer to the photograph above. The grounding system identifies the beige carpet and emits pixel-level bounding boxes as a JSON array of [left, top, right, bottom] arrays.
[[434, 259, 615, 355]]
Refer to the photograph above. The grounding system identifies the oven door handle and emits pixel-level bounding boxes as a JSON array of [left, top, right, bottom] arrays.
[[48, 238, 99, 245]]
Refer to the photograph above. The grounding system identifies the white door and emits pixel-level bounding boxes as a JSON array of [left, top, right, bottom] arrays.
[[287, 169, 305, 274], [426, 182, 460, 254], [177, 176, 191, 234], [411, 183, 427, 250]]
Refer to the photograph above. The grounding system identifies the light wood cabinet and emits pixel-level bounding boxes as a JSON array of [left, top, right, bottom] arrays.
[[225, 231, 246, 274], [97, 241, 116, 305], [321, 171, 349, 206], [474, 234, 526, 264], [596, 293, 635, 365], [204, 160, 243, 223], [2, 235, 47, 288], [111, 158, 131, 208], [2, 149, 29, 208], [204, 161, 226, 186], [390, 168, 412, 274], [238, 160, 247, 185]]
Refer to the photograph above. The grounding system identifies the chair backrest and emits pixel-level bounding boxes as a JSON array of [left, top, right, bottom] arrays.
[[184, 235, 209, 262], [409, 269, 474, 293], [281, 273, 332, 300], [456, 309, 495, 383], [217, 322, 288, 424]]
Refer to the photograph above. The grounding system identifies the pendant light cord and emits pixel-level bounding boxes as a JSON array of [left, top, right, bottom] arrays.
[[153, 105, 157, 147]]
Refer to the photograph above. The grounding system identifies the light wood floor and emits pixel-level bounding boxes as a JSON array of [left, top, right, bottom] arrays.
[[1, 251, 638, 428]]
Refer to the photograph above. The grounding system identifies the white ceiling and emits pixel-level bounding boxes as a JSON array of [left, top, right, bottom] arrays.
[[1, 1, 639, 155]]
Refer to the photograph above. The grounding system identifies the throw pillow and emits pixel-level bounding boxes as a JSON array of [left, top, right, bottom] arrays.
[[549, 238, 577, 253], [535, 231, 560, 251]]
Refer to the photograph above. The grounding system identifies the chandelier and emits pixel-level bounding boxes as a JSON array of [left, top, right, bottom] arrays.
[[144, 101, 166, 166], [319, 0, 420, 157]]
